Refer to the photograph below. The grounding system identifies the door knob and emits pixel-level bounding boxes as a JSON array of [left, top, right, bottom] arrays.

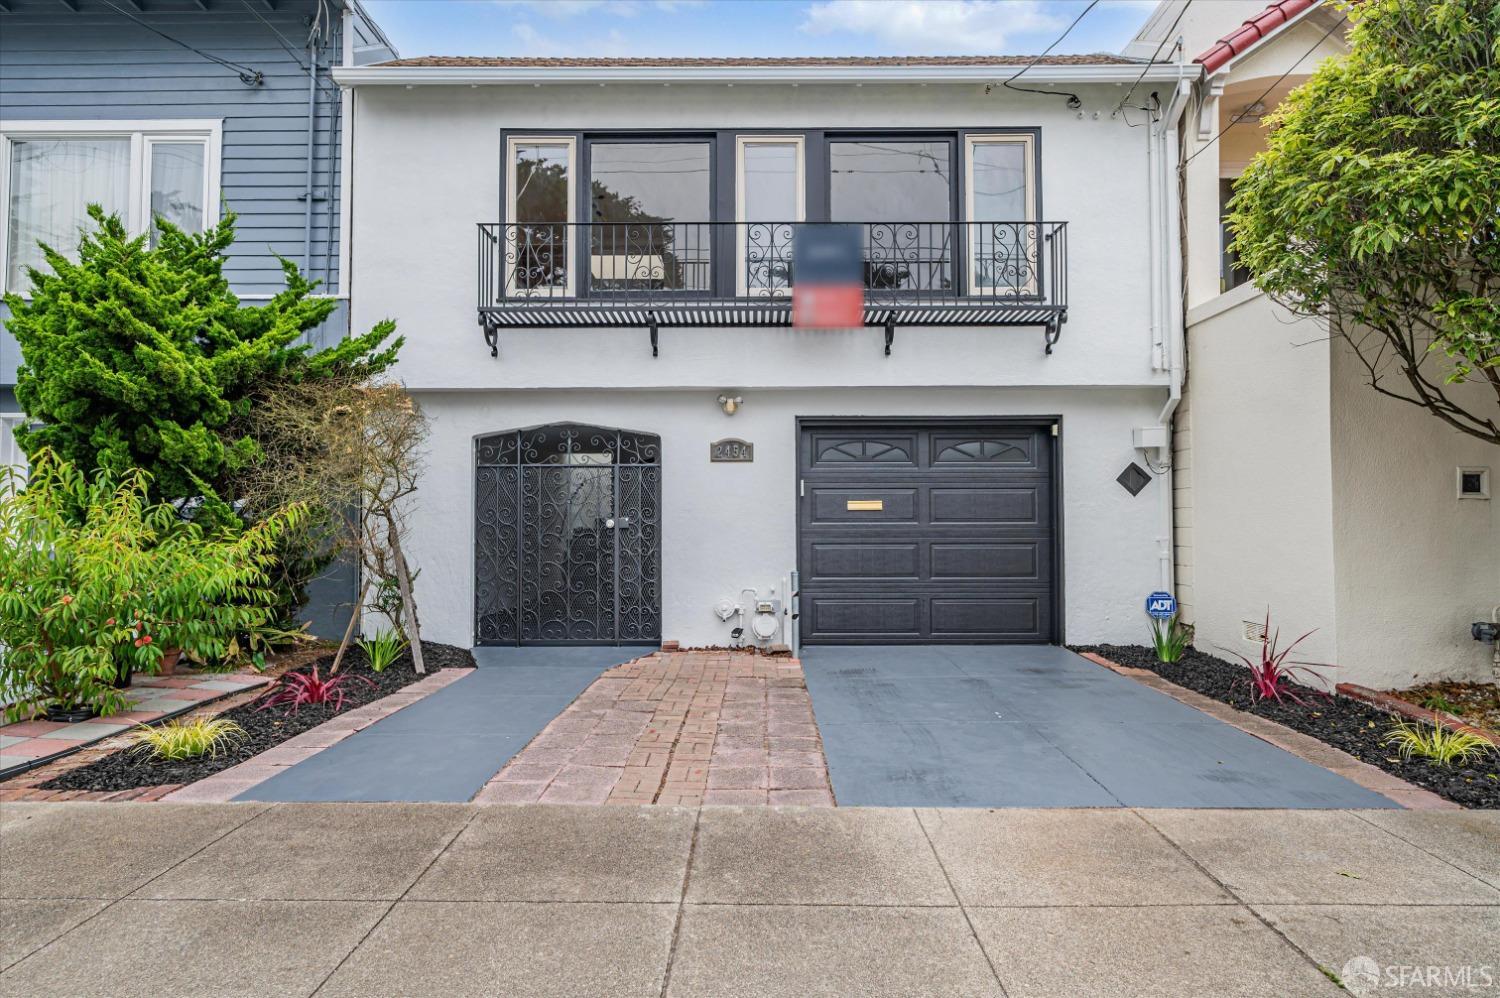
[[605, 518, 616, 528]]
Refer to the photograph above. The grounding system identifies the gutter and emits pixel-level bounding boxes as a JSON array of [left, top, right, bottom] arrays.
[[331, 63, 1188, 87]]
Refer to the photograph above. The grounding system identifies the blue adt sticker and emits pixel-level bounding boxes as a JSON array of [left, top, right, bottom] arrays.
[[1145, 591, 1177, 619]]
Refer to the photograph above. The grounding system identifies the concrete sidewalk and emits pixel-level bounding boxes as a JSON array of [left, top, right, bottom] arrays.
[[1, 803, 1496, 997]]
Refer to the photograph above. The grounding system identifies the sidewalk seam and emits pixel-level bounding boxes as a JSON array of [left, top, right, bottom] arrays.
[[1345, 810, 1500, 892], [913, 807, 1011, 998], [657, 805, 703, 998]]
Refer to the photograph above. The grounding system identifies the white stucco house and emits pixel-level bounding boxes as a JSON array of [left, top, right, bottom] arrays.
[[332, 52, 1195, 653], [1131, 0, 1499, 689]]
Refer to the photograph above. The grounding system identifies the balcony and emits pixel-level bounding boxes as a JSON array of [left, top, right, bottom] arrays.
[[477, 220, 1068, 356]]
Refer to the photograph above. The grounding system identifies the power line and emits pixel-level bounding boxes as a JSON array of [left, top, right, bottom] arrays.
[[1115, 0, 1192, 115], [98, 0, 263, 86], [1183, 13, 1344, 167], [997, 0, 1101, 109]]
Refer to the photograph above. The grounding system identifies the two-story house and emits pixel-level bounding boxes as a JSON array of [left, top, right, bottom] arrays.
[[333, 53, 1193, 652], [1130, 0, 1499, 690], [0, 0, 397, 635]]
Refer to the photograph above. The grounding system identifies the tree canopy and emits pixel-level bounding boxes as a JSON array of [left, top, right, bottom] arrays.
[[1227, 0, 1499, 444], [4, 207, 403, 509]]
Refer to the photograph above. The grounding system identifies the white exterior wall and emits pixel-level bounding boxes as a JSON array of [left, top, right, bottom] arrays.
[[347, 80, 1175, 648], [1177, 288, 1340, 677], [409, 387, 1166, 649], [1330, 343, 1500, 688]]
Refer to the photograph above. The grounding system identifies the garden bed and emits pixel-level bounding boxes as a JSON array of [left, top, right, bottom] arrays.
[[1073, 644, 1500, 810], [35, 641, 475, 793], [1384, 680, 1500, 734]]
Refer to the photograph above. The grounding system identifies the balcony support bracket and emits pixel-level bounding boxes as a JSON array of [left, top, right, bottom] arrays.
[[884, 317, 895, 356], [648, 314, 659, 357], [1044, 312, 1065, 355], [481, 317, 499, 358]]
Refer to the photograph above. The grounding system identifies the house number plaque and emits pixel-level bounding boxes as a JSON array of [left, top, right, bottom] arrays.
[[710, 438, 754, 462]]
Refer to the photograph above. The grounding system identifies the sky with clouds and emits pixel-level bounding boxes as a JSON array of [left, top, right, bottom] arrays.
[[359, 0, 1162, 60]]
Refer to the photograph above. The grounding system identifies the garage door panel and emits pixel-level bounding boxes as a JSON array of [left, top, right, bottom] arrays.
[[929, 487, 1042, 524], [809, 488, 918, 523], [931, 542, 1040, 580], [931, 597, 1042, 638], [807, 433, 918, 468], [808, 598, 921, 639], [930, 433, 1039, 468], [811, 542, 920, 580]]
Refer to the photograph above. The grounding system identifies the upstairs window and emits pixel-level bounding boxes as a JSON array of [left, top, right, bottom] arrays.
[[588, 140, 711, 293], [2, 121, 220, 293], [965, 133, 1038, 294], [506, 136, 576, 296], [831, 139, 955, 294]]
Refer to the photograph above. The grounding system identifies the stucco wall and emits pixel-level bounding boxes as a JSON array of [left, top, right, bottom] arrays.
[[406, 386, 1166, 650], [1330, 339, 1500, 688], [1178, 288, 1340, 677], [347, 82, 1166, 394]]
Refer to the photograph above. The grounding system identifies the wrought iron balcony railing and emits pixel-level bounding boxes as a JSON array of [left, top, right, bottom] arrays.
[[477, 220, 1067, 356]]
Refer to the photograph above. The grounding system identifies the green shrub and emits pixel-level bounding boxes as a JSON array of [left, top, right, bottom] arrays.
[[1149, 614, 1194, 663], [355, 628, 408, 673], [0, 452, 305, 720], [1383, 721, 1495, 768], [131, 717, 246, 761]]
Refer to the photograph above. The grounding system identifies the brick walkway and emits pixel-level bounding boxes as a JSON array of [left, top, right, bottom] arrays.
[[474, 650, 834, 806], [0, 671, 269, 779]]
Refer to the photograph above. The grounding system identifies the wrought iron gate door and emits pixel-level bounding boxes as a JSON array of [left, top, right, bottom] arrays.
[[475, 423, 661, 645]]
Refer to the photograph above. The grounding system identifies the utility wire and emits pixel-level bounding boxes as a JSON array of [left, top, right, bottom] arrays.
[[998, 0, 1101, 109], [1115, 0, 1192, 115], [1183, 13, 1344, 167], [238, 0, 342, 101], [99, 0, 263, 86]]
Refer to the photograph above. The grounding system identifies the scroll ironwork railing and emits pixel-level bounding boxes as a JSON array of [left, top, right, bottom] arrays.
[[478, 220, 1067, 311]]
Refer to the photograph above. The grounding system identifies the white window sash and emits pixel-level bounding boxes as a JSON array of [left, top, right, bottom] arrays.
[[735, 135, 805, 298], [0, 119, 222, 294], [504, 135, 576, 299], [964, 133, 1037, 297]]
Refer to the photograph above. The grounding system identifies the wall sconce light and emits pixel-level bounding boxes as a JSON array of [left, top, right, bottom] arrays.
[[717, 394, 742, 416]]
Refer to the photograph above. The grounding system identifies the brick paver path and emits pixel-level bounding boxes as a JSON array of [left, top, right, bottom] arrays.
[[475, 650, 834, 806]]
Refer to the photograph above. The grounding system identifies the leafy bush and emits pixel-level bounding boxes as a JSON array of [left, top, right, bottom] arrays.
[[1383, 721, 1496, 768], [257, 665, 372, 715], [2, 207, 401, 621], [1149, 614, 1194, 663], [1230, 612, 1327, 706], [0, 453, 305, 720], [131, 717, 246, 762], [355, 629, 407, 673]]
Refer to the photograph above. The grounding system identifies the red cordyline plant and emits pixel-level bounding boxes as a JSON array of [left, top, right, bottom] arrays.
[[257, 665, 373, 715], [1230, 612, 1330, 706]]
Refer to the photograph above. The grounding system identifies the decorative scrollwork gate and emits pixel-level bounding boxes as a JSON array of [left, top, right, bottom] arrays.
[[475, 423, 661, 645]]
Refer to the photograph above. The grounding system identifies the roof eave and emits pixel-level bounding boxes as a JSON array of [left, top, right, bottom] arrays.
[[331, 62, 1188, 87]]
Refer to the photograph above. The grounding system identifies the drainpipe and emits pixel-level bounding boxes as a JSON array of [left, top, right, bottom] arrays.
[[304, 42, 319, 279]]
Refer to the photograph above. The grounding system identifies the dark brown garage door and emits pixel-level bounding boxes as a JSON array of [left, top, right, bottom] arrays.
[[797, 419, 1058, 644]]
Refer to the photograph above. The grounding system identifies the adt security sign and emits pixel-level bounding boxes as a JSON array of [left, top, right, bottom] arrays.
[[1145, 591, 1177, 620]]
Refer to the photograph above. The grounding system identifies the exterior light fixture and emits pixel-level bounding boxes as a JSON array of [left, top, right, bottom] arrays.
[[717, 394, 743, 416]]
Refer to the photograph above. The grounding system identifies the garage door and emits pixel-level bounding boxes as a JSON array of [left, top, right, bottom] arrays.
[[797, 419, 1058, 644]]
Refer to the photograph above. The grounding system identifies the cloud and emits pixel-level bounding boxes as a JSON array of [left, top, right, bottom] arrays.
[[496, 0, 702, 17], [800, 0, 1066, 54]]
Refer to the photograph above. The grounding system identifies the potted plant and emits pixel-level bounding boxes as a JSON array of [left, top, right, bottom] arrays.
[[0, 453, 304, 721]]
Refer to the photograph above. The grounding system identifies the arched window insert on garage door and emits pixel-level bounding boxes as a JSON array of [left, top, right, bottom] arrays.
[[475, 423, 661, 646]]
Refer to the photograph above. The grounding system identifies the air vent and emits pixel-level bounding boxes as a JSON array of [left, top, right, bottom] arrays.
[[1242, 618, 1268, 643], [1457, 467, 1490, 500]]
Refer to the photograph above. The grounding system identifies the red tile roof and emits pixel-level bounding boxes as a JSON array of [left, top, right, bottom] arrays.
[[376, 54, 1137, 69], [1194, 0, 1321, 75]]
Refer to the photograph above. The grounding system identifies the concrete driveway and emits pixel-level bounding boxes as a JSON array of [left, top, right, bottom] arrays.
[[2, 802, 1496, 997], [802, 645, 1398, 809]]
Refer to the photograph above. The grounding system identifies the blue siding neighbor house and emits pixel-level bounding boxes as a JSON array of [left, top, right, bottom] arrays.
[[0, 0, 395, 635]]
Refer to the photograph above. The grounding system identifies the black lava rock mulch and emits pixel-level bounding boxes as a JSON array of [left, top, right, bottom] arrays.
[[38, 641, 476, 793], [1073, 644, 1500, 810]]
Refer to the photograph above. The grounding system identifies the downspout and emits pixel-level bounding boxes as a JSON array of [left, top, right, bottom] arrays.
[[304, 42, 319, 278], [1153, 66, 1193, 591]]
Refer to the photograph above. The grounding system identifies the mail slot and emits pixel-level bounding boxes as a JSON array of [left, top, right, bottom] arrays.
[[846, 499, 885, 511]]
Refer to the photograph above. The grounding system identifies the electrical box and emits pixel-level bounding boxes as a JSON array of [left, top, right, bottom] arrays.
[[1133, 425, 1168, 450]]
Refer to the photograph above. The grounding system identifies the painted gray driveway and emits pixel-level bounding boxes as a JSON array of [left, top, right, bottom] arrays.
[[237, 647, 636, 803], [802, 645, 1398, 809]]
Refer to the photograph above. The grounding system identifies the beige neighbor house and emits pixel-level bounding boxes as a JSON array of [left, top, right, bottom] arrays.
[[1130, 0, 1499, 690]]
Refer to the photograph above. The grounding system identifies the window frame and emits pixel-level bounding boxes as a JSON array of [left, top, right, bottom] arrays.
[[0, 119, 222, 294], [964, 132, 1039, 296], [504, 133, 578, 298], [735, 134, 806, 297]]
